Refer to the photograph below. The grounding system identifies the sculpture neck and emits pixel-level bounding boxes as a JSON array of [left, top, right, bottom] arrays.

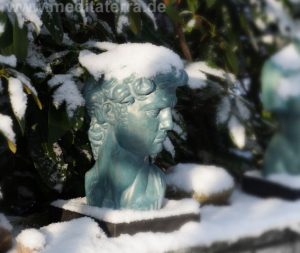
[[96, 128, 150, 188]]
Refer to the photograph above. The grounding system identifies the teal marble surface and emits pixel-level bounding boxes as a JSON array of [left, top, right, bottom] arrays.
[[84, 70, 187, 210]]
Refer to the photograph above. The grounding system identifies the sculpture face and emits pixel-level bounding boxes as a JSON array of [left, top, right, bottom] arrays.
[[84, 72, 187, 210], [114, 88, 176, 156]]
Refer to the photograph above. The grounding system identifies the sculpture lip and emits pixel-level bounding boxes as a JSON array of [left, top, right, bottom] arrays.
[[154, 132, 167, 143]]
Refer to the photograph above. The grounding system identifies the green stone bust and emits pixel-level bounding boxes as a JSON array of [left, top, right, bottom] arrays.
[[261, 39, 300, 176], [82, 43, 187, 210]]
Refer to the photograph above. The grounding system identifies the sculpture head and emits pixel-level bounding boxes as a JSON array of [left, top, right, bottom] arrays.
[[85, 69, 187, 158], [80, 43, 187, 209]]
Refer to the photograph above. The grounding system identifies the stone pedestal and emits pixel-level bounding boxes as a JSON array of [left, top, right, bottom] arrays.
[[242, 172, 300, 200], [0, 227, 12, 253], [50, 198, 200, 237]]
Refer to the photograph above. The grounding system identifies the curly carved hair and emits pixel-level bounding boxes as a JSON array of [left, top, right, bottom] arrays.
[[84, 69, 187, 159]]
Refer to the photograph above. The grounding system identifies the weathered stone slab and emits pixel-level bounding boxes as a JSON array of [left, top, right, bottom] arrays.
[[50, 198, 200, 237], [169, 229, 300, 253], [242, 175, 300, 200]]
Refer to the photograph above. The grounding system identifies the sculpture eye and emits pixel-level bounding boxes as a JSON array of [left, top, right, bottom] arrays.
[[146, 109, 160, 117]]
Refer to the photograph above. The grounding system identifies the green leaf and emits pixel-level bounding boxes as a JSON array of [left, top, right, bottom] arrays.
[[13, 18, 28, 62], [23, 83, 43, 110], [187, 0, 198, 13], [41, 7, 64, 43], [0, 12, 13, 48], [206, 0, 217, 8], [226, 51, 238, 74], [48, 104, 71, 144], [165, 4, 181, 23], [129, 8, 141, 35], [70, 107, 85, 131], [7, 139, 17, 153]]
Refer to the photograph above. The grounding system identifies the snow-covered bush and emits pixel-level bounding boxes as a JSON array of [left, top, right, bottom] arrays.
[[0, 0, 296, 213]]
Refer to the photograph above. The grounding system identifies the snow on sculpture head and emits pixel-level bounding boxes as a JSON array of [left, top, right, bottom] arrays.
[[80, 43, 187, 159]]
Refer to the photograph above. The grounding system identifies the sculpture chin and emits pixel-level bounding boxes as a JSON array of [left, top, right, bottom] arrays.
[[150, 142, 164, 156]]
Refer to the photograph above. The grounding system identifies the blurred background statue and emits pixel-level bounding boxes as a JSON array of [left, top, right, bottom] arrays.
[[261, 37, 300, 176]]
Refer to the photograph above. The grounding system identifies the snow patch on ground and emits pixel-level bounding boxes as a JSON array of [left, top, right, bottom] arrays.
[[17, 228, 46, 251], [167, 163, 234, 196], [246, 170, 300, 189], [0, 213, 12, 231], [52, 198, 200, 224], [14, 189, 300, 253], [79, 43, 184, 81]]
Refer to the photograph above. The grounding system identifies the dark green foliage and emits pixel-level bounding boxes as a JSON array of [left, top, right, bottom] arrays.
[[0, 0, 293, 214]]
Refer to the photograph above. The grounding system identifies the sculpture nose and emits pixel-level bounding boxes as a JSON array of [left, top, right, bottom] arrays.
[[159, 108, 173, 131]]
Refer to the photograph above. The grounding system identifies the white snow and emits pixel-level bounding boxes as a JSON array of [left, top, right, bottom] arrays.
[[0, 213, 12, 231], [236, 98, 251, 121], [185, 62, 207, 89], [167, 163, 234, 196], [246, 170, 300, 189], [48, 74, 85, 117], [51, 198, 200, 224], [0, 54, 17, 67], [163, 137, 175, 158], [277, 74, 300, 99], [79, 43, 184, 81], [273, 44, 300, 71], [84, 41, 118, 51], [15, 189, 300, 253], [12, 0, 42, 31], [12, 70, 38, 96], [26, 44, 51, 72], [16, 218, 106, 253], [0, 22, 4, 34], [0, 113, 16, 143], [228, 115, 246, 149], [216, 96, 231, 125], [8, 77, 28, 120], [189, 61, 236, 84], [16, 228, 46, 251]]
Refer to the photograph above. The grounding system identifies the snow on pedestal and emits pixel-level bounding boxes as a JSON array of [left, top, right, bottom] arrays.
[[13, 190, 300, 253], [51, 198, 200, 237], [166, 163, 235, 204], [16, 217, 106, 253], [242, 170, 300, 200], [52, 198, 199, 224], [246, 170, 300, 189]]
